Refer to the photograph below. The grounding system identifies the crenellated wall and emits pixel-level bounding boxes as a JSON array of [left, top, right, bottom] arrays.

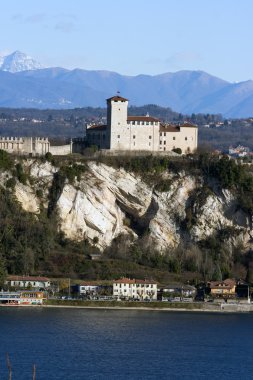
[[0, 136, 72, 156]]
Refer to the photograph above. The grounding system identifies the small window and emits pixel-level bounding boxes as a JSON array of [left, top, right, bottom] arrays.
[[185, 137, 188, 141], [164, 132, 166, 136], [164, 141, 166, 145], [133, 135, 136, 139], [118, 122, 120, 125], [117, 135, 120, 138], [149, 142, 151, 146], [137, 121, 140, 125], [164, 147, 166, 151], [173, 137, 176, 140], [159, 140, 162, 145], [149, 136, 152, 139], [160, 132, 162, 136]]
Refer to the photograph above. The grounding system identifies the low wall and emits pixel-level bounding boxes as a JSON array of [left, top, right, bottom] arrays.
[[49, 144, 72, 156]]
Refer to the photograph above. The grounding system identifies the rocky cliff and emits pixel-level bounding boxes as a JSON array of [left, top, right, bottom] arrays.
[[9, 159, 250, 254]]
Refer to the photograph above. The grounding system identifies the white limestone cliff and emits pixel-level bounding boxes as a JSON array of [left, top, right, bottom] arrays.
[[11, 160, 253, 252]]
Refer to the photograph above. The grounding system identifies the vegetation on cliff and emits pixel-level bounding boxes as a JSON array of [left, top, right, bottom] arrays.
[[0, 151, 253, 284]]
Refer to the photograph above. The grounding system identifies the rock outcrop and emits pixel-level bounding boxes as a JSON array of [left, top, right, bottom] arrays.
[[10, 159, 253, 252]]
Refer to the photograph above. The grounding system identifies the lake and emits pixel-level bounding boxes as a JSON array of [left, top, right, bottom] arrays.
[[0, 307, 253, 379]]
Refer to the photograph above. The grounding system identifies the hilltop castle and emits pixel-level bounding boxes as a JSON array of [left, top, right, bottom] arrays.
[[86, 96, 198, 153]]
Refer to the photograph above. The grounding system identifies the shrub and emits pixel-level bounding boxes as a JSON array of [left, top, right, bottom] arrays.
[[5, 177, 16, 189], [172, 148, 182, 155]]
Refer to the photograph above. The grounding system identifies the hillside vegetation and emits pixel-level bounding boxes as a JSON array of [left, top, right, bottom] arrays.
[[0, 152, 253, 285]]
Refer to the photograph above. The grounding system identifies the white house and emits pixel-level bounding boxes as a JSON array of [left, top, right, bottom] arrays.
[[6, 275, 51, 289], [77, 282, 100, 295], [86, 95, 198, 154], [113, 278, 157, 300]]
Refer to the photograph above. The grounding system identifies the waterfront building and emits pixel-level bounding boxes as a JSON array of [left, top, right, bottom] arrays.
[[72, 282, 100, 296], [6, 275, 51, 289], [0, 291, 45, 305], [207, 278, 236, 298], [86, 95, 198, 154], [113, 278, 157, 300]]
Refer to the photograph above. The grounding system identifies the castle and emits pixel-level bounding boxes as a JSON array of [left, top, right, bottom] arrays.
[[0, 137, 72, 156], [86, 96, 198, 153]]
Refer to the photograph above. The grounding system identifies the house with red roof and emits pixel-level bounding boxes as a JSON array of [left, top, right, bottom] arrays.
[[113, 277, 157, 300]]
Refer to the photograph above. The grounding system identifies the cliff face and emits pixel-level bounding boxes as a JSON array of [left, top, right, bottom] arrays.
[[12, 160, 251, 252]]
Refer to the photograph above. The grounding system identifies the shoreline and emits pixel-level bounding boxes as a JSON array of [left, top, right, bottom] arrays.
[[1, 301, 253, 313]]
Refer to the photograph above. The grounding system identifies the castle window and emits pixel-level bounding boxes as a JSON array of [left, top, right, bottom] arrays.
[[133, 135, 136, 139], [173, 137, 176, 140], [149, 136, 152, 139], [185, 137, 188, 141]]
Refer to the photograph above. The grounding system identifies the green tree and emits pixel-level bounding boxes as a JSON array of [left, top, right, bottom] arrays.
[[0, 257, 7, 288]]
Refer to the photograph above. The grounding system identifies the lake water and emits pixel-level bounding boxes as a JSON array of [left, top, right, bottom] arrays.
[[0, 307, 253, 379]]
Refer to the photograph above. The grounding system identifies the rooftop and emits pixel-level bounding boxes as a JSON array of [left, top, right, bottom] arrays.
[[113, 277, 156, 284], [127, 116, 160, 122], [7, 275, 50, 282], [107, 95, 128, 102]]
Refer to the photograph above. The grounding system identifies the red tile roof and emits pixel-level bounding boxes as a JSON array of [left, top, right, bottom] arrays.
[[180, 122, 198, 128], [209, 279, 236, 289], [127, 116, 159, 122], [160, 125, 180, 132], [107, 96, 128, 102], [113, 277, 156, 284], [7, 275, 50, 282]]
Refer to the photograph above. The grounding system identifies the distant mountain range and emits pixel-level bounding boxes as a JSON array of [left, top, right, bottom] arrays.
[[0, 51, 253, 118]]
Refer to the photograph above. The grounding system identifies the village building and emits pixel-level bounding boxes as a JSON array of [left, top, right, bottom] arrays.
[[72, 282, 100, 296], [207, 279, 236, 298], [113, 278, 157, 300], [86, 95, 198, 154], [5, 275, 51, 289]]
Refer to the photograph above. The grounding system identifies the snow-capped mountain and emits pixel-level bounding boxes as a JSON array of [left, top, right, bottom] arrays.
[[1, 50, 253, 117], [0, 51, 44, 73]]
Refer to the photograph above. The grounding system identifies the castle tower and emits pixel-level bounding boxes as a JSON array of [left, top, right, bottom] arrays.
[[106, 95, 129, 150]]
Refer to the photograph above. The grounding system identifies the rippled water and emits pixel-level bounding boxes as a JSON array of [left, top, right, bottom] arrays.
[[0, 307, 253, 379]]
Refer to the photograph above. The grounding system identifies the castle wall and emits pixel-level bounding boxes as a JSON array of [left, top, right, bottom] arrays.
[[49, 143, 72, 156], [159, 126, 198, 153], [127, 122, 160, 151]]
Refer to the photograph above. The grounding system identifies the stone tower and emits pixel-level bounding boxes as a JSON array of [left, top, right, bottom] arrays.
[[106, 95, 129, 150]]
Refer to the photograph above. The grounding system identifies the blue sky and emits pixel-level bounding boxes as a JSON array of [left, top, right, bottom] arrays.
[[1, 0, 252, 82]]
